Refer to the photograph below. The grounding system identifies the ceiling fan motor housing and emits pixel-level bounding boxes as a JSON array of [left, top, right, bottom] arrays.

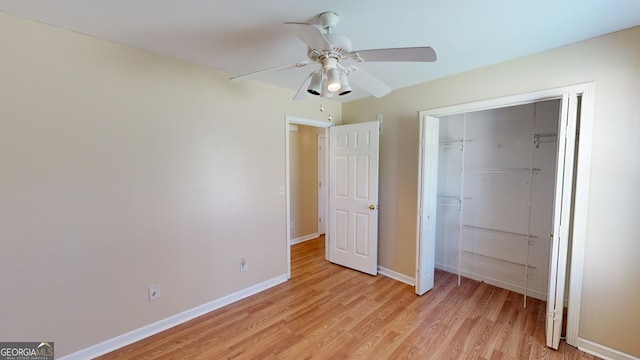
[[326, 33, 352, 56], [307, 33, 352, 62]]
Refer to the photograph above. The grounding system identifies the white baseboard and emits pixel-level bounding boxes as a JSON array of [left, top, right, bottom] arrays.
[[290, 232, 320, 245], [378, 266, 415, 286], [577, 338, 640, 360], [59, 274, 288, 360]]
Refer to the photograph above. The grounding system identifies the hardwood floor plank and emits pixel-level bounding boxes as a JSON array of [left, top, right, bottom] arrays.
[[98, 236, 600, 360]]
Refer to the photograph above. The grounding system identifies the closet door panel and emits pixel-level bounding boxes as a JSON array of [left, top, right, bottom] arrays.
[[529, 100, 562, 297]]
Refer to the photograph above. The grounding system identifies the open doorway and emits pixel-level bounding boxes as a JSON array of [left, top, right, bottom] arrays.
[[285, 116, 331, 279], [288, 123, 325, 246], [285, 116, 381, 279], [416, 84, 594, 350]]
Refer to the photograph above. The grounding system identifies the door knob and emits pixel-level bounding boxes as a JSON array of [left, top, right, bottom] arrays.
[[369, 204, 376, 210]]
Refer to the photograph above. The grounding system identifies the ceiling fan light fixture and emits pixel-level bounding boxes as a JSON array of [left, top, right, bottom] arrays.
[[321, 87, 334, 98], [307, 71, 323, 95], [326, 67, 341, 92], [338, 73, 351, 96]]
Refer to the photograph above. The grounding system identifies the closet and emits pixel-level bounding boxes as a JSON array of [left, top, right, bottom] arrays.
[[434, 99, 561, 303]]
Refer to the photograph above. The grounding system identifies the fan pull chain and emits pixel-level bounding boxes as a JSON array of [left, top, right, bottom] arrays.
[[319, 99, 332, 121]]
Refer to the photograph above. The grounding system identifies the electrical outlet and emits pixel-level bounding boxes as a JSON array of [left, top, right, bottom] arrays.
[[290, 221, 295, 229], [240, 257, 247, 272], [148, 285, 160, 301]]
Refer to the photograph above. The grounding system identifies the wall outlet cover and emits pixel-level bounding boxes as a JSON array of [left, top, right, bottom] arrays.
[[148, 285, 160, 301]]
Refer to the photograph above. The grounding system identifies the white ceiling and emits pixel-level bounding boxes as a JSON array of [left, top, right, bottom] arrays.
[[1, 0, 640, 102]]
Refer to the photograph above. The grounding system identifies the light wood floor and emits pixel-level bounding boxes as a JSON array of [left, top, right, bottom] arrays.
[[99, 236, 599, 359]]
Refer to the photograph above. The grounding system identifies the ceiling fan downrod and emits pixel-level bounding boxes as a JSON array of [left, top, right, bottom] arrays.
[[319, 11, 340, 33]]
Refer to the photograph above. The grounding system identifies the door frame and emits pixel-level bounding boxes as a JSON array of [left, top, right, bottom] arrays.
[[317, 134, 327, 235], [416, 83, 594, 347], [285, 116, 332, 279]]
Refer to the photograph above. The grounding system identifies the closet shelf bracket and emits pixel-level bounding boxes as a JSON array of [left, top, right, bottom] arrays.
[[533, 132, 558, 148]]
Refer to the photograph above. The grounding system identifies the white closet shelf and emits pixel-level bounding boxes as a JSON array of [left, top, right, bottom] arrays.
[[462, 224, 537, 244], [440, 138, 472, 150], [534, 132, 558, 137], [462, 250, 537, 275], [461, 253, 537, 276], [439, 138, 473, 145], [437, 194, 472, 200], [437, 202, 459, 208], [437, 194, 471, 208], [463, 167, 540, 174]]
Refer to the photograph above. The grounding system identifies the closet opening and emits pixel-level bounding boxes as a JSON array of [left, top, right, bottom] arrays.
[[434, 99, 561, 304], [416, 84, 594, 350]]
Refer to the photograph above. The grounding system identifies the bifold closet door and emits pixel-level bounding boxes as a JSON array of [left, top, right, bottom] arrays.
[[416, 115, 439, 295], [546, 94, 578, 350]]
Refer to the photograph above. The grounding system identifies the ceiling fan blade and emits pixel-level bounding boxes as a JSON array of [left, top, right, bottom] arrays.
[[230, 61, 309, 81], [293, 73, 313, 101], [352, 47, 437, 62], [348, 67, 392, 98], [284, 22, 333, 51]]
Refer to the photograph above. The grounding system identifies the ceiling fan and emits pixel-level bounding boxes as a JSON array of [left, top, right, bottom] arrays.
[[230, 11, 437, 100]]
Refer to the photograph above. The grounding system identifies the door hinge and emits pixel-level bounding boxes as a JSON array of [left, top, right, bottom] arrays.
[[564, 124, 573, 140]]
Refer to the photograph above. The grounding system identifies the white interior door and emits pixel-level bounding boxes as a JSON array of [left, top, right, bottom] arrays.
[[546, 94, 578, 349], [318, 134, 327, 235], [328, 121, 379, 275], [416, 115, 439, 295]]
